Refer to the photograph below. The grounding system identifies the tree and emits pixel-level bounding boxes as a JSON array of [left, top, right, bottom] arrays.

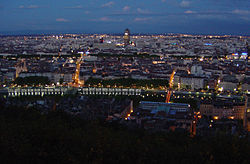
[[59, 78, 64, 85], [14, 76, 51, 86]]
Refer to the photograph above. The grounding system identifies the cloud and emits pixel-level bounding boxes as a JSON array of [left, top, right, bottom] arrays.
[[91, 17, 123, 22], [186, 11, 230, 20], [134, 17, 152, 22], [232, 9, 250, 15], [101, 1, 114, 8], [18, 5, 40, 9], [137, 8, 150, 14], [195, 14, 227, 20], [100, 17, 110, 21], [85, 11, 90, 14], [56, 18, 69, 22], [123, 6, 130, 12], [239, 16, 250, 21], [180, 1, 191, 8], [109, 9, 250, 20], [65, 5, 83, 9], [184, 10, 196, 14]]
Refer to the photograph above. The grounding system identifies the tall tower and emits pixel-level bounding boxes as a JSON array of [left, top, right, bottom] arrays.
[[124, 28, 130, 46]]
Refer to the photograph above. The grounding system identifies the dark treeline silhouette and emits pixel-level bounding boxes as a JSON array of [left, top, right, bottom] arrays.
[[85, 77, 169, 88], [172, 98, 198, 111], [0, 106, 249, 163], [14, 76, 50, 86]]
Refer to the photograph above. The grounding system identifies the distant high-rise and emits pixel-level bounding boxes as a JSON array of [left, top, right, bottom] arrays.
[[124, 28, 130, 46]]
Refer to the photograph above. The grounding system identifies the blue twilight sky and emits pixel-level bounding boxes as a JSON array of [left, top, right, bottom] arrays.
[[0, 0, 249, 35]]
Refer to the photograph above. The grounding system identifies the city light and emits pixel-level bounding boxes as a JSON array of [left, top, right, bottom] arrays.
[[213, 116, 219, 120], [0, 27, 248, 154]]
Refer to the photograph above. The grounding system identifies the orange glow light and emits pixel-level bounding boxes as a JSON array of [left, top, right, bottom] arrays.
[[213, 116, 219, 120]]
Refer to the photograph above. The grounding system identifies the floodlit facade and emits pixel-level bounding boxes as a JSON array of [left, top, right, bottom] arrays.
[[124, 28, 130, 46]]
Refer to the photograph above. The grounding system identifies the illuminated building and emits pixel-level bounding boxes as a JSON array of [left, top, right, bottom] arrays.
[[200, 99, 245, 120], [123, 28, 130, 46], [139, 101, 190, 113], [244, 94, 250, 131], [139, 101, 192, 133]]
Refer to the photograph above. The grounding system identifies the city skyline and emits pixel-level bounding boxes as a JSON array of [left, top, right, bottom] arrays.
[[0, 0, 250, 35]]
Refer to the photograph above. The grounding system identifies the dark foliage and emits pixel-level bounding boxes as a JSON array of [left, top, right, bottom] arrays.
[[14, 76, 50, 86], [0, 107, 249, 164], [172, 98, 198, 111], [85, 77, 169, 88]]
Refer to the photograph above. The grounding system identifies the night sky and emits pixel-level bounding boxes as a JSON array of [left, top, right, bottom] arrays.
[[0, 0, 249, 35]]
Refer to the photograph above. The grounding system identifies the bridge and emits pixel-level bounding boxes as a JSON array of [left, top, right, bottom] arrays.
[[78, 87, 142, 96], [0, 87, 244, 103], [1, 87, 142, 97], [5, 87, 69, 97]]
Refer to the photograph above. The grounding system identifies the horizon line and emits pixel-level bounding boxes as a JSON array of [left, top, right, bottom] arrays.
[[0, 31, 249, 37]]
